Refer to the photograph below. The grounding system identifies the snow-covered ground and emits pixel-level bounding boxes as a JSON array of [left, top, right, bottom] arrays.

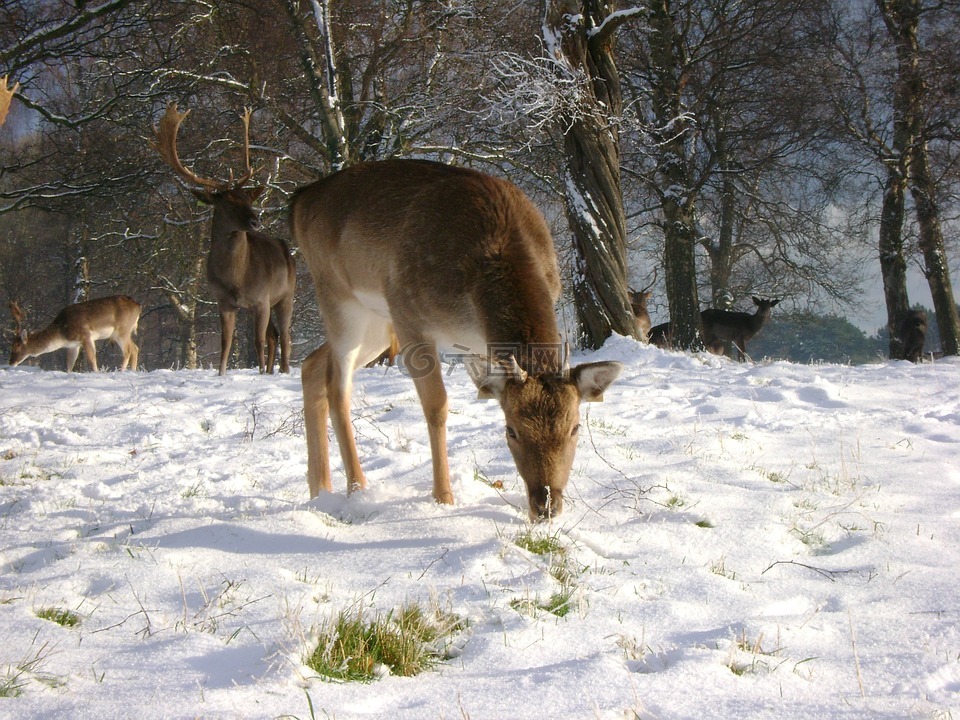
[[1, 337, 958, 719]]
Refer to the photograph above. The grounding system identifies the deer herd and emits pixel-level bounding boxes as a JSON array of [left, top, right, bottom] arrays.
[[2, 96, 932, 521]]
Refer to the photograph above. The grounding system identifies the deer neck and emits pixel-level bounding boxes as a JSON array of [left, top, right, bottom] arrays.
[[208, 229, 251, 282], [23, 325, 71, 356], [485, 303, 562, 374], [750, 308, 770, 330]]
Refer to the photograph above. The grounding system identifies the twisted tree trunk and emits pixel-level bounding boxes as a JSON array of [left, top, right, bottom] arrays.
[[546, 0, 641, 348]]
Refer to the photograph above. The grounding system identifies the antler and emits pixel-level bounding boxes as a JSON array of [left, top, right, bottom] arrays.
[[0, 76, 19, 127], [640, 267, 659, 294], [232, 107, 255, 187], [151, 102, 226, 190], [152, 102, 260, 191]]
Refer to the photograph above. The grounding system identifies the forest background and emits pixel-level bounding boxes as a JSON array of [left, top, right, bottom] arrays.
[[1, 0, 959, 370]]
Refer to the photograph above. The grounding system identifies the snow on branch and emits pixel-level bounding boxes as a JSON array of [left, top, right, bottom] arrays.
[[487, 46, 593, 134], [587, 7, 646, 44]]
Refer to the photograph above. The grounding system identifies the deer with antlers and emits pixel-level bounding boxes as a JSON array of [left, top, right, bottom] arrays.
[[291, 159, 623, 522], [152, 102, 296, 376], [9, 297, 141, 372]]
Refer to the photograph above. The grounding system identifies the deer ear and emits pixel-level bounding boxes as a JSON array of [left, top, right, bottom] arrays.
[[571, 361, 623, 402], [465, 355, 524, 401], [247, 185, 266, 202], [752, 296, 761, 305]]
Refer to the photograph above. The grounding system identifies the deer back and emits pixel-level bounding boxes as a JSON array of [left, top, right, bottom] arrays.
[[291, 159, 562, 361], [702, 297, 779, 345]]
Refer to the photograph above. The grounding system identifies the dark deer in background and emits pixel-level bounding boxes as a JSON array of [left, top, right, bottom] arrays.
[[701, 296, 779, 362], [9, 297, 141, 371], [152, 102, 296, 376], [291, 159, 622, 522], [899, 309, 927, 363], [648, 322, 673, 350]]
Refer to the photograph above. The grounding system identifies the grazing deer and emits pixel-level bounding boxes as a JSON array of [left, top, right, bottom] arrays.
[[9, 296, 141, 372], [628, 288, 653, 343], [701, 296, 779, 362], [291, 159, 623, 522], [898, 309, 927, 363], [152, 102, 296, 376], [0, 76, 18, 127]]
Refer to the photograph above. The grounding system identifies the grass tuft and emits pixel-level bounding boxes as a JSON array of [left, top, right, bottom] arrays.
[[306, 602, 463, 682], [36, 607, 80, 628]]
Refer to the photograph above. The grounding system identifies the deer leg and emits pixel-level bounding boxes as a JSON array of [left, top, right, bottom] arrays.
[[327, 355, 368, 494], [127, 337, 140, 371], [735, 339, 746, 362], [275, 296, 294, 374], [113, 337, 127, 370], [83, 338, 99, 372], [253, 305, 272, 374], [265, 318, 278, 375], [405, 342, 453, 505], [218, 308, 236, 376], [65, 346, 81, 373], [302, 345, 333, 497]]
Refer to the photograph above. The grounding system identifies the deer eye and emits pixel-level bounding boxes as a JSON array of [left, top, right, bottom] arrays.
[[505, 426, 518, 440], [571, 423, 581, 437]]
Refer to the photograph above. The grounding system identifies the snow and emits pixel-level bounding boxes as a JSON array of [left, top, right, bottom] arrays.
[[1, 337, 958, 719]]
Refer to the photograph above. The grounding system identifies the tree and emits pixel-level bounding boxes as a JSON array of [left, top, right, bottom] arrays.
[[877, 0, 960, 357], [533, 1, 643, 348], [822, 0, 960, 359], [620, 0, 866, 351]]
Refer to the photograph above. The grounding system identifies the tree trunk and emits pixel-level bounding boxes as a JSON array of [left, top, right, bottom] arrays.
[[909, 142, 960, 355], [877, 0, 918, 359], [879, 0, 959, 357], [547, 0, 639, 349], [706, 161, 737, 306], [878, 164, 911, 359], [648, 1, 702, 350]]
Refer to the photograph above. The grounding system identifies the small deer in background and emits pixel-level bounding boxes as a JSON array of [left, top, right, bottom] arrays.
[[701, 296, 779, 362], [152, 102, 296, 376], [628, 288, 653, 343], [9, 296, 141, 371], [899, 309, 927, 363]]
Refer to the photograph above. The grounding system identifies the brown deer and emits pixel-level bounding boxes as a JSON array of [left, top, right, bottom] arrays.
[[701, 296, 779, 362], [152, 102, 296, 376], [9, 296, 141, 371], [0, 76, 18, 127], [291, 159, 623, 522], [898, 309, 927, 363], [628, 288, 653, 343]]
